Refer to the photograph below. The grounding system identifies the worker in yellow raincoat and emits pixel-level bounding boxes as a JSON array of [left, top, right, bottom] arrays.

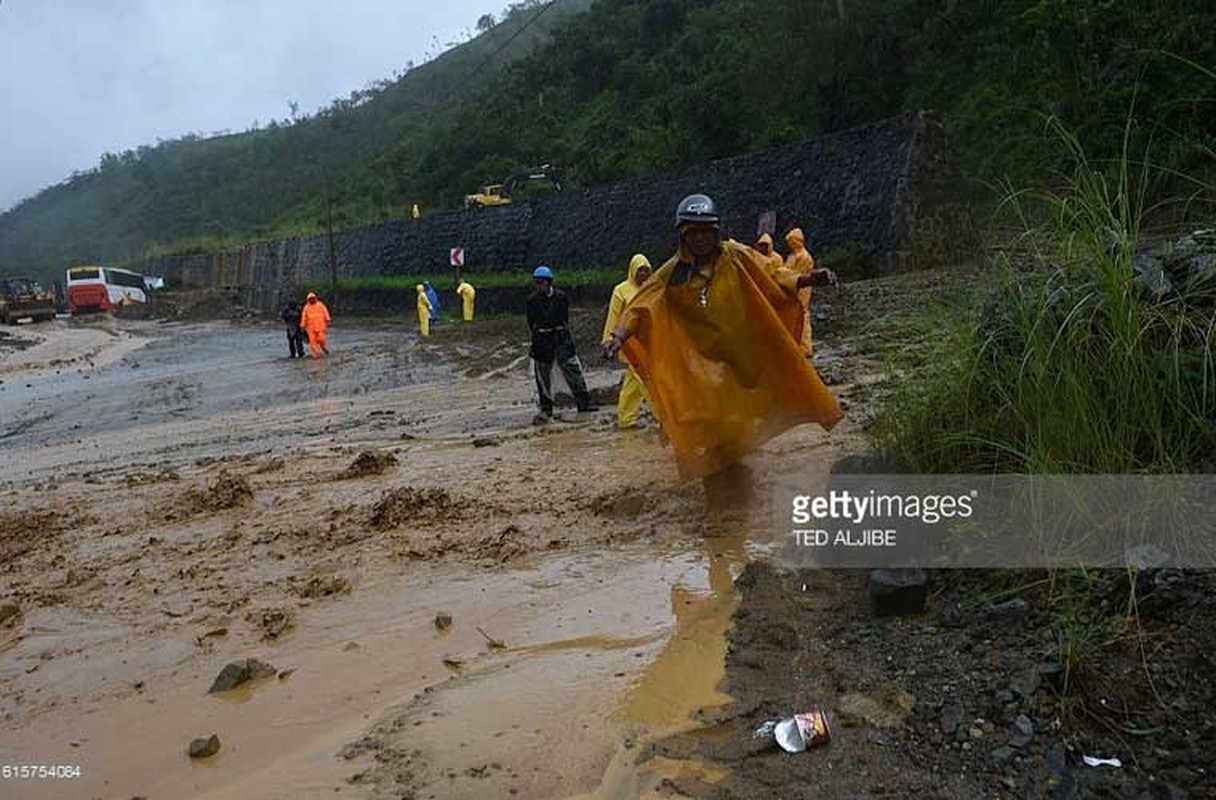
[[784, 227, 817, 355], [604, 194, 842, 481], [601, 253, 653, 429], [753, 233, 784, 274], [455, 278, 476, 321], [416, 284, 432, 337]]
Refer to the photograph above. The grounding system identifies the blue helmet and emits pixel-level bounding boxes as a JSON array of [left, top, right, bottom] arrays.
[[533, 265, 554, 280]]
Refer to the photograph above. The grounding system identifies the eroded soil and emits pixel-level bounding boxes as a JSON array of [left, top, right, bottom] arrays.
[[6, 267, 1200, 800]]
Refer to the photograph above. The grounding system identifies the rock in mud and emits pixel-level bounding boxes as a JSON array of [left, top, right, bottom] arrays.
[[1011, 714, 1035, 747], [1009, 665, 1044, 698], [988, 598, 1029, 616], [836, 687, 917, 729], [0, 602, 20, 626], [434, 612, 453, 630], [940, 702, 963, 735], [868, 568, 928, 616], [188, 734, 221, 759], [339, 450, 398, 479], [471, 437, 500, 448], [208, 658, 278, 693]]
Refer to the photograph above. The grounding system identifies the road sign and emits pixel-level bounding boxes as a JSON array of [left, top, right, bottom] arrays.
[[450, 247, 464, 268], [757, 211, 776, 238]]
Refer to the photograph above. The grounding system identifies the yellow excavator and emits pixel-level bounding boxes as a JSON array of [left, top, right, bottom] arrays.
[[464, 164, 563, 208]]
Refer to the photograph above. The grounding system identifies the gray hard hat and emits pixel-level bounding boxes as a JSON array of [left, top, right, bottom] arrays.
[[675, 193, 719, 226]]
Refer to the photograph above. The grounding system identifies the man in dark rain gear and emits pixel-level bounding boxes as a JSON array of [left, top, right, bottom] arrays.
[[527, 266, 597, 420]]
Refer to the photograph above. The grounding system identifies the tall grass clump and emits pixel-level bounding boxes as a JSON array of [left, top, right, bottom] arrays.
[[875, 117, 1216, 474]]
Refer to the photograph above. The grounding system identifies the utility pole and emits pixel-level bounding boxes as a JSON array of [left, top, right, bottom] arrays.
[[322, 172, 338, 294]]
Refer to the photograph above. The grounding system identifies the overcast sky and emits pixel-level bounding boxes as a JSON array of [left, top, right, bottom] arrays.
[[0, 0, 505, 212]]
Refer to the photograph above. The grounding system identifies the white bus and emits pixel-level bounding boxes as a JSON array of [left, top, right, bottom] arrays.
[[66, 266, 150, 315]]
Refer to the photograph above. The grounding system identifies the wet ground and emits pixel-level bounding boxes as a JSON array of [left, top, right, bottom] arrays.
[[0, 305, 870, 799], [11, 270, 1200, 799]]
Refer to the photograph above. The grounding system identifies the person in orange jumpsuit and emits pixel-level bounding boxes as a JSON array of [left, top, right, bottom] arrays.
[[753, 233, 784, 274], [300, 291, 331, 358], [603, 194, 841, 482], [784, 227, 818, 356]]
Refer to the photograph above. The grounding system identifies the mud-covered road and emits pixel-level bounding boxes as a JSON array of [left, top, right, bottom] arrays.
[[0, 308, 872, 799]]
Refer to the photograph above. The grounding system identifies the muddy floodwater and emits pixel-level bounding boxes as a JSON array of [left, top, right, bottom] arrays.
[[0, 314, 866, 799]]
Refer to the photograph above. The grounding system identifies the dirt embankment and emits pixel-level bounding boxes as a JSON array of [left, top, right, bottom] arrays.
[[648, 563, 1215, 799]]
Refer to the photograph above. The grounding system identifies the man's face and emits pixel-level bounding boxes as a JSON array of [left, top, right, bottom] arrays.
[[307, 297, 316, 305], [534, 278, 551, 295], [682, 224, 719, 259], [636, 265, 652, 284]]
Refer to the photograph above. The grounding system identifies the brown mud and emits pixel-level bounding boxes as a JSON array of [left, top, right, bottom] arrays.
[[4, 266, 1205, 799]]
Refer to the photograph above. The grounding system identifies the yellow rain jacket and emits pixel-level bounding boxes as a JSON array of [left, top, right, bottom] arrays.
[[784, 228, 816, 354], [456, 280, 476, 321], [754, 233, 784, 274], [416, 284, 432, 337], [602, 254, 651, 352], [617, 239, 843, 479], [603, 254, 652, 428]]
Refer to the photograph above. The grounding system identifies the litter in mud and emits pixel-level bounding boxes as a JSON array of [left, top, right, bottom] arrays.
[[434, 612, 453, 630], [476, 626, 506, 650], [1083, 755, 1124, 768], [756, 709, 834, 753]]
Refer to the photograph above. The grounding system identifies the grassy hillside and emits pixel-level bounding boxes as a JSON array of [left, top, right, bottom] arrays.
[[0, 0, 592, 282], [2, 0, 1213, 283]]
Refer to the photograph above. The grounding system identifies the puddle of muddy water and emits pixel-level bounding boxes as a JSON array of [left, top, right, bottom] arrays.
[[0, 541, 736, 800]]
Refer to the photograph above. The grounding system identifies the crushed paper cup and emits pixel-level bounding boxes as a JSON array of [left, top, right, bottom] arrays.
[[773, 710, 833, 753]]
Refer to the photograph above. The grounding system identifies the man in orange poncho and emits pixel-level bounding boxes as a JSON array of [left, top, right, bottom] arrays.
[[604, 194, 843, 481], [602, 253, 653, 429], [753, 233, 784, 275], [300, 291, 332, 358], [784, 227, 817, 355]]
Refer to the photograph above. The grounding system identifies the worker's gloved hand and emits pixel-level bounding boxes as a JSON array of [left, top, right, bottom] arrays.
[[602, 334, 623, 360], [813, 268, 839, 287]]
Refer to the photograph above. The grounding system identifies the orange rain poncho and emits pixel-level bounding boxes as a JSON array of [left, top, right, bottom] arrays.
[[754, 233, 784, 274], [300, 293, 332, 358], [784, 228, 816, 355], [617, 239, 843, 479]]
